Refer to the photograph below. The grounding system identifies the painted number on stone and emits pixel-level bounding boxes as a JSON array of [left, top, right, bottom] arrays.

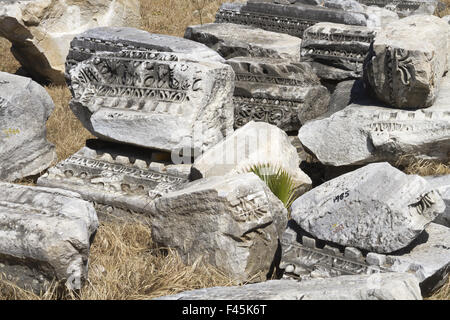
[[3, 128, 20, 138], [333, 191, 350, 203]]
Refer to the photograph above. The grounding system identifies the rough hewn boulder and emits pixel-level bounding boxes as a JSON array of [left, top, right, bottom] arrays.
[[191, 121, 312, 189], [227, 57, 330, 131], [0, 182, 98, 292], [149, 173, 288, 282], [155, 273, 422, 300], [298, 74, 450, 167], [0, 0, 141, 83], [67, 49, 235, 154], [184, 23, 302, 61], [364, 15, 449, 109], [290, 162, 445, 253], [0, 71, 57, 182]]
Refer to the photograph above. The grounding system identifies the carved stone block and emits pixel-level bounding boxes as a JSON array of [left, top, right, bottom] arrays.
[[298, 74, 450, 166], [67, 49, 235, 154], [0, 72, 57, 182], [291, 162, 445, 253], [364, 15, 449, 109], [355, 0, 439, 17], [184, 23, 302, 61], [215, 2, 368, 38], [0, 182, 98, 292], [227, 57, 330, 131], [149, 173, 288, 282], [301, 22, 376, 79], [37, 143, 191, 221], [425, 175, 450, 228]]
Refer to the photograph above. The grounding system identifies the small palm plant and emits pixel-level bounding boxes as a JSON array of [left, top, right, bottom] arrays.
[[244, 163, 300, 211]]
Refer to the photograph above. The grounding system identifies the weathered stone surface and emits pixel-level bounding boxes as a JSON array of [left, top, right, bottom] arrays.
[[364, 15, 449, 109], [150, 173, 288, 282], [298, 74, 450, 167], [0, 0, 141, 83], [155, 273, 422, 300], [301, 23, 376, 78], [425, 175, 450, 227], [362, 4, 400, 28], [281, 222, 449, 296], [191, 121, 312, 189], [0, 182, 98, 292], [67, 49, 235, 154], [290, 162, 445, 253], [0, 72, 57, 182], [327, 79, 366, 116], [215, 1, 368, 38], [37, 142, 191, 222], [227, 57, 330, 131], [356, 0, 439, 17], [386, 223, 450, 296], [66, 27, 225, 75], [184, 23, 301, 61]]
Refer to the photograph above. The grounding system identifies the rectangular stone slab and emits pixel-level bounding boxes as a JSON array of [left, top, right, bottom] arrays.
[[37, 143, 191, 222], [215, 2, 368, 38], [355, 0, 438, 17]]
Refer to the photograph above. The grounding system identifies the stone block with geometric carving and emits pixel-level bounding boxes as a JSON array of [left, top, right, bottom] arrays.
[[290, 162, 445, 253], [149, 173, 288, 283], [0, 72, 57, 182], [301, 22, 376, 80], [298, 74, 450, 167], [67, 49, 235, 154], [0, 182, 98, 293], [65, 27, 225, 75], [355, 0, 439, 18], [0, 0, 141, 83], [364, 15, 449, 109], [184, 23, 302, 61], [227, 57, 330, 131], [215, 1, 368, 38], [37, 141, 191, 222], [280, 222, 450, 296]]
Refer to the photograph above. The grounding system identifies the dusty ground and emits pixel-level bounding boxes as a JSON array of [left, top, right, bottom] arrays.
[[0, 0, 448, 300]]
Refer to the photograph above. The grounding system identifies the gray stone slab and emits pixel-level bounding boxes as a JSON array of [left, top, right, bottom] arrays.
[[425, 175, 450, 227]]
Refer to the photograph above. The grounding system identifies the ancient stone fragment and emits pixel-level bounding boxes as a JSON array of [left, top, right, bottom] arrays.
[[37, 142, 191, 222], [290, 162, 445, 253], [298, 75, 450, 166], [215, 1, 368, 38], [191, 121, 312, 189], [227, 58, 330, 131], [301, 23, 376, 79], [67, 50, 235, 154], [425, 175, 450, 228], [66, 27, 225, 75], [0, 182, 99, 292], [184, 23, 302, 61], [155, 273, 422, 300], [0, 0, 141, 83], [364, 15, 449, 109], [0, 72, 57, 182], [149, 173, 288, 282], [356, 0, 439, 17], [281, 222, 449, 296]]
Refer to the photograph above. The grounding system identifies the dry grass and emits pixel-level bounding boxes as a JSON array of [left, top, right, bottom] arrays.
[[0, 0, 449, 300]]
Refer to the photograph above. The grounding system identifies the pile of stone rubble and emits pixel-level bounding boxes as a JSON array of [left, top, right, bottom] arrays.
[[0, 0, 449, 300]]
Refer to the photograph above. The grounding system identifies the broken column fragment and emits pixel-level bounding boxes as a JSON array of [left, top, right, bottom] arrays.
[[0, 182, 99, 292]]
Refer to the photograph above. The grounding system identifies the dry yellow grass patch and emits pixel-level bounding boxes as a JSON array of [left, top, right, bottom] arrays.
[[0, 0, 449, 300]]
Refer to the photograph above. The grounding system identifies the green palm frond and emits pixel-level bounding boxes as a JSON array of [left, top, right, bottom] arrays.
[[244, 163, 300, 210]]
